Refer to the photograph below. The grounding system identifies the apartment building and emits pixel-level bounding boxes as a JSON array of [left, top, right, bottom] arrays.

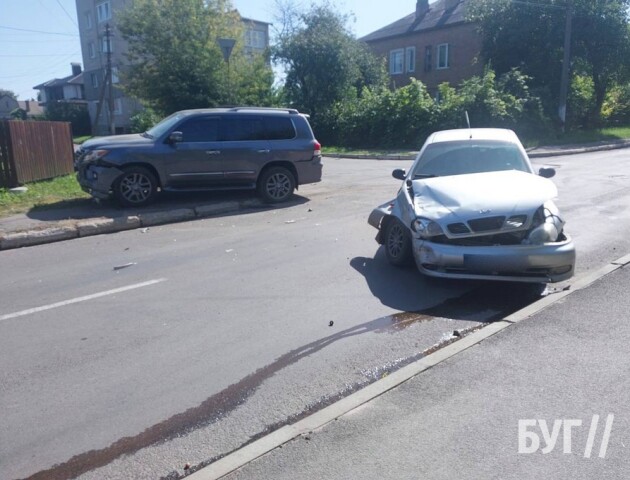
[[75, 0, 270, 135]]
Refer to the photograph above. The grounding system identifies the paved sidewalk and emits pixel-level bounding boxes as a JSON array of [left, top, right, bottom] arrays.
[[217, 263, 630, 480]]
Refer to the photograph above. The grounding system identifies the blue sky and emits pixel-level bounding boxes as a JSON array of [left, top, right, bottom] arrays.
[[0, 0, 417, 101]]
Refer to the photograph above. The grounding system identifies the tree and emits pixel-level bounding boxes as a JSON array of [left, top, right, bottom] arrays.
[[467, 0, 630, 126], [118, 0, 274, 114], [1, 89, 17, 100], [273, 1, 386, 121], [10, 108, 27, 120]]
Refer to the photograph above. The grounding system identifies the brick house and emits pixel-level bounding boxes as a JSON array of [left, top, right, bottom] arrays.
[[361, 0, 483, 94]]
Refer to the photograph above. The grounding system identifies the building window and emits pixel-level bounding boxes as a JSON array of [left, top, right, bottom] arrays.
[[389, 49, 404, 75], [111, 66, 119, 84], [96, 2, 111, 23], [437, 43, 450, 69], [245, 29, 266, 49], [91, 73, 99, 88], [88, 42, 96, 58], [405, 47, 416, 73], [424, 45, 432, 72], [101, 37, 112, 53], [85, 12, 93, 29]]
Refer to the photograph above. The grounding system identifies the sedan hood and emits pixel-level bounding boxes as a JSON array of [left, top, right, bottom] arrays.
[[412, 170, 557, 220]]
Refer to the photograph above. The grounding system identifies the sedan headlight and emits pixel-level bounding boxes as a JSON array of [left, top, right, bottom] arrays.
[[411, 217, 444, 239]]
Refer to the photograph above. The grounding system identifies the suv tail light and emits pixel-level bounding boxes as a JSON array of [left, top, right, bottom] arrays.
[[314, 140, 321, 156]]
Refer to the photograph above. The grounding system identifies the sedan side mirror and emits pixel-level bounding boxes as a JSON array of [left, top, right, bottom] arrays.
[[392, 168, 406, 181], [539, 167, 556, 179], [168, 131, 183, 144]]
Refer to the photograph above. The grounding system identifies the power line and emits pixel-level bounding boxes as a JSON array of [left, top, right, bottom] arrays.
[[0, 25, 79, 36], [0, 54, 79, 57], [55, 0, 79, 27]]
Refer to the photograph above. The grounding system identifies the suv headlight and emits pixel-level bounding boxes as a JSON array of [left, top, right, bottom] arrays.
[[411, 217, 444, 239], [84, 149, 109, 163]]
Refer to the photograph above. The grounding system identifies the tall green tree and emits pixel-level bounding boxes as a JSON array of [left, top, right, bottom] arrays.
[[273, 2, 386, 121], [467, 0, 630, 125], [0, 89, 17, 100], [118, 0, 275, 114]]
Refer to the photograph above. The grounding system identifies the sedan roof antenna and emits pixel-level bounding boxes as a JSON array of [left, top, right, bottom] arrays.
[[465, 111, 472, 138]]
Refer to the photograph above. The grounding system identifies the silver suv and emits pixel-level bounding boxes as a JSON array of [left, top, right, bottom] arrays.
[[75, 107, 322, 207]]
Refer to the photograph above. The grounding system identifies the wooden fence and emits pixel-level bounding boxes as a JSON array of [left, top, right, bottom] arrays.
[[0, 120, 74, 188]]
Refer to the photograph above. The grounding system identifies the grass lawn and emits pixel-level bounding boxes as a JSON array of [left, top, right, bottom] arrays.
[[324, 125, 630, 155], [0, 175, 90, 217], [526, 126, 630, 148], [72, 135, 92, 144]]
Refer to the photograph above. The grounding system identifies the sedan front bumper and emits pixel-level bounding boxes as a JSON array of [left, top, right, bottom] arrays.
[[413, 236, 576, 283]]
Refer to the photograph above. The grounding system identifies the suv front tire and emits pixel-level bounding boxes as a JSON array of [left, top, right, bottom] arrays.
[[113, 166, 158, 207]]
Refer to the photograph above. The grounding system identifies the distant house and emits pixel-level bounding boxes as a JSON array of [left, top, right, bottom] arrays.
[[361, 0, 483, 94], [33, 63, 85, 106], [0, 95, 45, 119], [0, 95, 19, 119]]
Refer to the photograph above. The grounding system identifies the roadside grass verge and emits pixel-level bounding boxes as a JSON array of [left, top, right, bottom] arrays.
[[73, 135, 92, 144], [322, 146, 418, 156], [525, 126, 630, 148], [324, 125, 630, 155], [0, 175, 90, 217]]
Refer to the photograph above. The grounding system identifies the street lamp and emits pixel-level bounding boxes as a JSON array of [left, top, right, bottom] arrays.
[[217, 38, 236, 105]]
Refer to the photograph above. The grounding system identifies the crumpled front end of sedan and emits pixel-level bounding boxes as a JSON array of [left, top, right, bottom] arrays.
[[370, 169, 576, 283]]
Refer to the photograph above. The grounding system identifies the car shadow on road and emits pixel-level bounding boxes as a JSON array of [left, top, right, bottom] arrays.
[[351, 249, 547, 323], [25, 190, 310, 222]]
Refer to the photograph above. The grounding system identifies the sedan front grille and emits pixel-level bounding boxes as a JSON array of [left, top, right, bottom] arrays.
[[468, 216, 506, 232]]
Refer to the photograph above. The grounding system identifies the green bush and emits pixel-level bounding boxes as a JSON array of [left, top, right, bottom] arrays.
[[602, 83, 630, 126], [316, 68, 549, 148], [567, 75, 595, 129], [129, 107, 161, 133], [45, 101, 91, 136]]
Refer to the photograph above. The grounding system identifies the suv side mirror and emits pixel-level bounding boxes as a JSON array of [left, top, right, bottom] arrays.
[[539, 167, 556, 179], [168, 131, 183, 144], [392, 169, 406, 181]]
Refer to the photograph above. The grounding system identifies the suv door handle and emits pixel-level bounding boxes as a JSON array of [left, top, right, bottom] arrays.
[[206, 150, 221, 155], [257, 149, 270, 154]]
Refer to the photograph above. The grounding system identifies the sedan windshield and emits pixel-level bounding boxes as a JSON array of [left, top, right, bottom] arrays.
[[411, 140, 531, 178]]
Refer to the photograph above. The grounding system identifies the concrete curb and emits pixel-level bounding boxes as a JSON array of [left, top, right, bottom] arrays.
[[186, 254, 630, 480], [327, 140, 630, 161], [0, 199, 266, 251]]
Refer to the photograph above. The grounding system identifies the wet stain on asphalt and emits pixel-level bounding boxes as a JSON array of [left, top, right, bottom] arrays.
[[22, 282, 545, 480]]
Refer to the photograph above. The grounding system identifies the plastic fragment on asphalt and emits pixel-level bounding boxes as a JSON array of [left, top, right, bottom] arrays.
[[113, 262, 137, 271], [225, 249, 234, 253], [140, 227, 149, 233], [329, 321, 334, 327], [285, 220, 296, 224]]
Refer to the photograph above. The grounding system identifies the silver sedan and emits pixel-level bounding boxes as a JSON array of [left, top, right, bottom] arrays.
[[368, 128, 576, 283]]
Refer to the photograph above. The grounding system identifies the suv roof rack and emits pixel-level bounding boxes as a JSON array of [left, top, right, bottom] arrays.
[[228, 106, 300, 114]]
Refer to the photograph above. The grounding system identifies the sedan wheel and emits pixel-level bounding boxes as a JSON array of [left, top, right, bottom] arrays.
[[385, 219, 413, 267], [114, 166, 158, 207]]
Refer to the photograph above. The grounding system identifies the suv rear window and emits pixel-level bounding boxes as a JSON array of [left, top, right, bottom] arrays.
[[266, 117, 296, 140]]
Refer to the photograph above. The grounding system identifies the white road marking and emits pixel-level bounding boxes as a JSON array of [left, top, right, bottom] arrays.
[[0, 278, 167, 322]]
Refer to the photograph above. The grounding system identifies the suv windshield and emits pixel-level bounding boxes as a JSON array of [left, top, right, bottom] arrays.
[[412, 140, 530, 178], [145, 112, 187, 139]]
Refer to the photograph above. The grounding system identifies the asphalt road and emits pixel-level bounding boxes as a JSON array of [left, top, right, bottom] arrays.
[[1, 149, 629, 480]]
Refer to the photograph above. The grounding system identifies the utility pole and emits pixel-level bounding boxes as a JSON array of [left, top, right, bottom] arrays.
[[558, 0, 573, 132], [91, 23, 115, 135]]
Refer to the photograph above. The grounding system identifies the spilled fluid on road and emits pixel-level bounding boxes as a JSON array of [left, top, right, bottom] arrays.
[[22, 282, 546, 480]]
